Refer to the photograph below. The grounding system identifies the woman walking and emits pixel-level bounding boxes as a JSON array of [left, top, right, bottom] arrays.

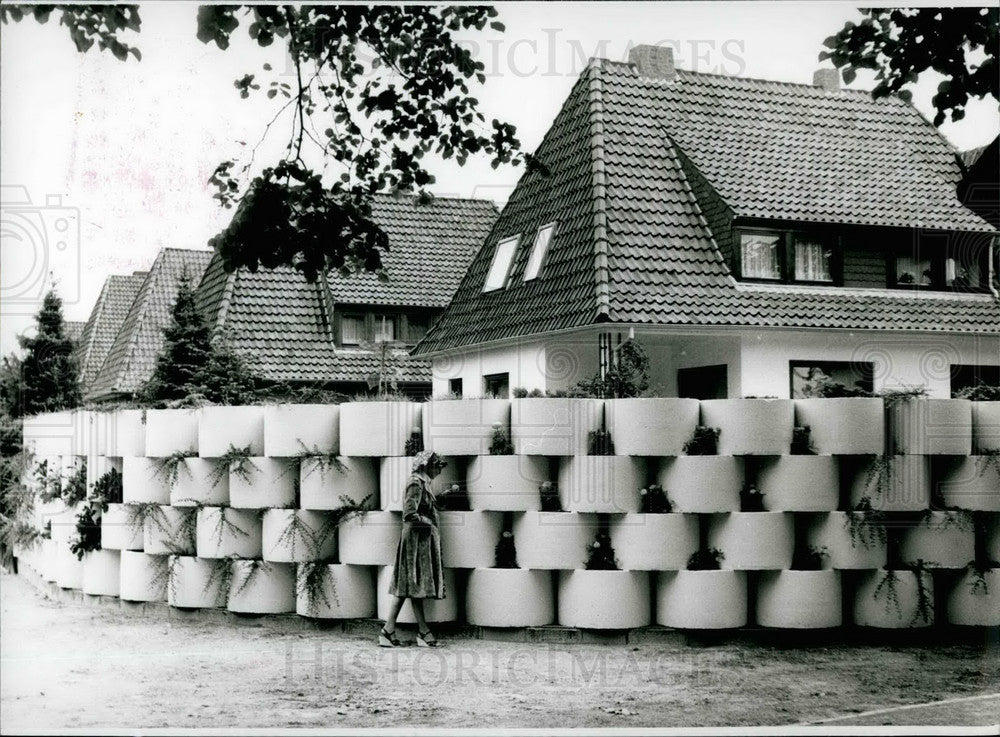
[[379, 450, 447, 647]]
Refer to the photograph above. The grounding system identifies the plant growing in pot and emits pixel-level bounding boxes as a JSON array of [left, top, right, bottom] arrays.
[[687, 547, 725, 571], [790, 426, 815, 455], [584, 527, 619, 570], [489, 424, 514, 456], [740, 482, 765, 512], [62, 461, 88, 507], [436, 482, 470, 512], [538, 481, 561, 512], [494, 526, 519, 569], [790, 544, 829, 571], [639, 484, 671, 514], [844, 497, 889, 550], [683, 426, 720, 456]]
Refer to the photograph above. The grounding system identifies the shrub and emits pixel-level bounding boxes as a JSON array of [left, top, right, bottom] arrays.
[[956, 384, 1000, 401], [538, 481, 560, 512], [488, 424, 513, 455], [683, 426, 719, 455], [494, 529, 518, 568], [639, 484, 671, 514], [687, 548, 724, 570], [584, 529, 619, 570], [790, 425, 815, 455]]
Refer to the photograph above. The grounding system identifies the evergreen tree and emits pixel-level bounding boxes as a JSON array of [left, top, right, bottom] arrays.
[[15, 290, 82, 417]]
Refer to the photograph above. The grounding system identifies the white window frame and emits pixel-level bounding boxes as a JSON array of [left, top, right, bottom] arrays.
[[523, 222, 557, 281], [483, 235, 519, 292]]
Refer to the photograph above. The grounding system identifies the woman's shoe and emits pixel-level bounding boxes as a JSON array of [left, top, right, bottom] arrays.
[[378, 627, 403, 648], [416, 630, 439, 648]]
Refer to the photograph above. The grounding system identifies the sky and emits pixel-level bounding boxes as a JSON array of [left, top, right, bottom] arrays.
[[2, 1, 998, 355]]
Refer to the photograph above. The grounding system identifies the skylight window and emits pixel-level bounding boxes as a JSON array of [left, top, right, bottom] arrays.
[[524, 223, 556, 281], [483, 236, 519, 292]]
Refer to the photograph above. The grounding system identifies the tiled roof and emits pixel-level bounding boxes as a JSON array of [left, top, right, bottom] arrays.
[[87, 249, 212, 400], [416, 59, 999, 354], [73, 272, 147, 395], [64, 321, 86, 343], [195, 194, 493, 384]]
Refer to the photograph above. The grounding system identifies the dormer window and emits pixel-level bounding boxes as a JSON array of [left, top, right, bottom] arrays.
[[793, 235, 833, 283], [737, 227, 841, 285], [524, 223, 556, 281], [483, 235, 519, 292], [740, 231, 782, 280], [894, 255, 933, 287]]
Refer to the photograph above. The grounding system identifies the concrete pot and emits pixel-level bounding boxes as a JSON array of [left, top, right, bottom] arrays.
[[805, 512, 887, 570], [609, 513, 698, 571], [793, 398, 885, 455], [557, 456, 644, 514], [706, 512, 795, 570], [168, 556, 227, 609], [756, 570, 842, 628], [227, 561, 296, 614], [195, 507, 262, 559], [337, 511, 401, 566], [264, 404, 340, 457], [39, 539, 59, 583], [300, 456, 378, 511], [700, 399, 794, 455], [756, 456, 839, 512], [198, 406, 265, 458], [466, 455, 548, 512], [606, 398, 699, 457], [143, 505, 196, 556], [899, 512, 976, 569], [946, 568, 1000, 627], [262, 509, 337, 563], [295, 563, 376, 619], [122, 457, 172, 505], [888, 398, 972, 456], [101, 503, 144, 551], [228, 458, 297, 509], [22, 411, 74, 458], [423, 399, 510, 456], [464, 568, 555, 627], [656, 570, 747, 629], [557, 569, 651, 629], [48, 503, 79, 544], [657, 456, 743, 513], [82, 549, 121, 597], [846, 455, 930, 512], [378, 456, 458, 512], [438, 511, 504, 568], [144, 409, 198, 457], [376, 565, 457, 624], [972, 402, 1000, 453], [853, 569, 935, 628], [339, 401, 422, 457], [510, 398, 603, 456], [112, 409, 147, 458], [511, 511, 598, 570], [988, 514, 1000, 562], [119, 551, 168, 602], [939, 456, 1000, 512], [54, 543, 83, 589], [170, 458, 229, 507]]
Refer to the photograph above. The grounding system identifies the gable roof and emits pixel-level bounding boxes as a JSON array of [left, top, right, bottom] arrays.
[[416, 58, 999, 355], [196, 193, 495, 384], [64, 321, 86, 343], [87, 249, 212, 400], [73, 272, 147, 395]]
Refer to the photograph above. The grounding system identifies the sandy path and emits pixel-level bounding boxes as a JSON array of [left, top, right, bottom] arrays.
[[2, 572, 998, 729]]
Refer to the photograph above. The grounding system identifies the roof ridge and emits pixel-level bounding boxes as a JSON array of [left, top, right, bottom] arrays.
[[587, 59, 611, 320]]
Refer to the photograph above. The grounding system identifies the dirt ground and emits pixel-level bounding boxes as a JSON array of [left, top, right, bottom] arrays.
[[2, 571, 998, 730]]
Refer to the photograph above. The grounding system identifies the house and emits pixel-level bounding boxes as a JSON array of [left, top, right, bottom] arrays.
[[64, 321, 86, 344], [86, 249, 213, 402], [194, 193, 497, 397], [413, 46, 1000, 400]]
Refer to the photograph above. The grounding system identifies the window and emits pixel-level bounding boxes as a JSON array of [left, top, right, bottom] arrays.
[[677, 365, 728, 400], [946, 256, 983, 290], [341, 314, 364, 345], [449, 378, 464, 397], [374, 315, 395, 343], [793, 235, 833, 282], [483, 373, 510, 399], [895, 255, 932, 287], [524, 223, 556, 281], [406, 314, 430, 343], [483, 236, 519, 292], [740, 232, 782, 280], [950, 364, 1000, 397], [789, 361, 874, 398]]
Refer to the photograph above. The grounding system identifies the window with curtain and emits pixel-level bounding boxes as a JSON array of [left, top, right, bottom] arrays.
[[341, 314, 365, 345], [741, 232, 782, 279], [896, 255, 932, 286], [794, 235, 833, 282]]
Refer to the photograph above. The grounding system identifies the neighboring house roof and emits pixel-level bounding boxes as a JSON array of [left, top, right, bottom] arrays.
[[416, 58, 999, 355], [73, 272, 147, 395], [87, 249, 213, 399], [195, 194, 496, 384], [64, 321, 86, 343], [958, 135, 999, 230]]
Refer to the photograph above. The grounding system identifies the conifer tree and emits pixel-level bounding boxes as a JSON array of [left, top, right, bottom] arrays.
[[15, 290, 82, 417]]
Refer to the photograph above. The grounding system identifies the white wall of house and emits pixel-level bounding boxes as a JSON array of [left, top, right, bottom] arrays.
[[430, 340, 550, 397]]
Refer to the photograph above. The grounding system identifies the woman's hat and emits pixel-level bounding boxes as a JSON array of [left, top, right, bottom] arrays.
[[412, 450, 448, 472]]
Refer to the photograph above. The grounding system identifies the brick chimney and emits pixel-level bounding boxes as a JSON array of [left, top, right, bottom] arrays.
[[813, 68, 840, 92], [628, 44, 676, 81]]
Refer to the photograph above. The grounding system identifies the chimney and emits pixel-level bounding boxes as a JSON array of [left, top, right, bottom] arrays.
[[628, 44, 676, 81], [813, 68, 840, 92]]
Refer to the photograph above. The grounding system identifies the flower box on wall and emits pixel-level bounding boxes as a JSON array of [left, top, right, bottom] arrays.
[[899, 512, 975, 568], [657, 457, 743, 513], [229, 458, 297, 509], [144, 409, 198, 457], [376, 566, 457, 624], [756, 456, 839, 512], [557, 570, 651, 629], [300, 457, 377, 511], [606, 398, 699, 457], [466, 456, 548, 512], [656, 570, 748, 629], [227, 561, 296, 614], [700, 399, 794, 455], [262, 509, 337, 563], [296, 564, 376, 619], [101, 504, 144, 551], [195, 507, 263, 559], [706, 512, 795, 570], [793, 398, 885, 455], [846, 455, 930, 512], [122, 457, 172, 505], [512, 511, 598, 570], [264, 404, 340, 457], [170, 458, 229, 507], [888, 398, 972, 456], [806, 512, 887, 569], [510, 398, 603, 456], [144, 506, 196, 556], [82, 549, 121, 597], [972, 402, 1000, 453], [119, 551, 168, 602], [438, 511, 503, 568], [168, 556, 227, 609], [112, 409, 146, 457], [423, 399, 510, 456], [339, 401, 422, 457], [609, 514, 698, 571], [755, 570, 842, 628], [378, 457, 458, 512], [465, 568, 555, 627], [557, 457, 644, 514], [946, 568, 1000, 627], [853, 569, 935, 628], [54, 543, 83, 589], [198, 406, 265, 458], [939, 456, 1000, 511], [337, 511, 401, 566]]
